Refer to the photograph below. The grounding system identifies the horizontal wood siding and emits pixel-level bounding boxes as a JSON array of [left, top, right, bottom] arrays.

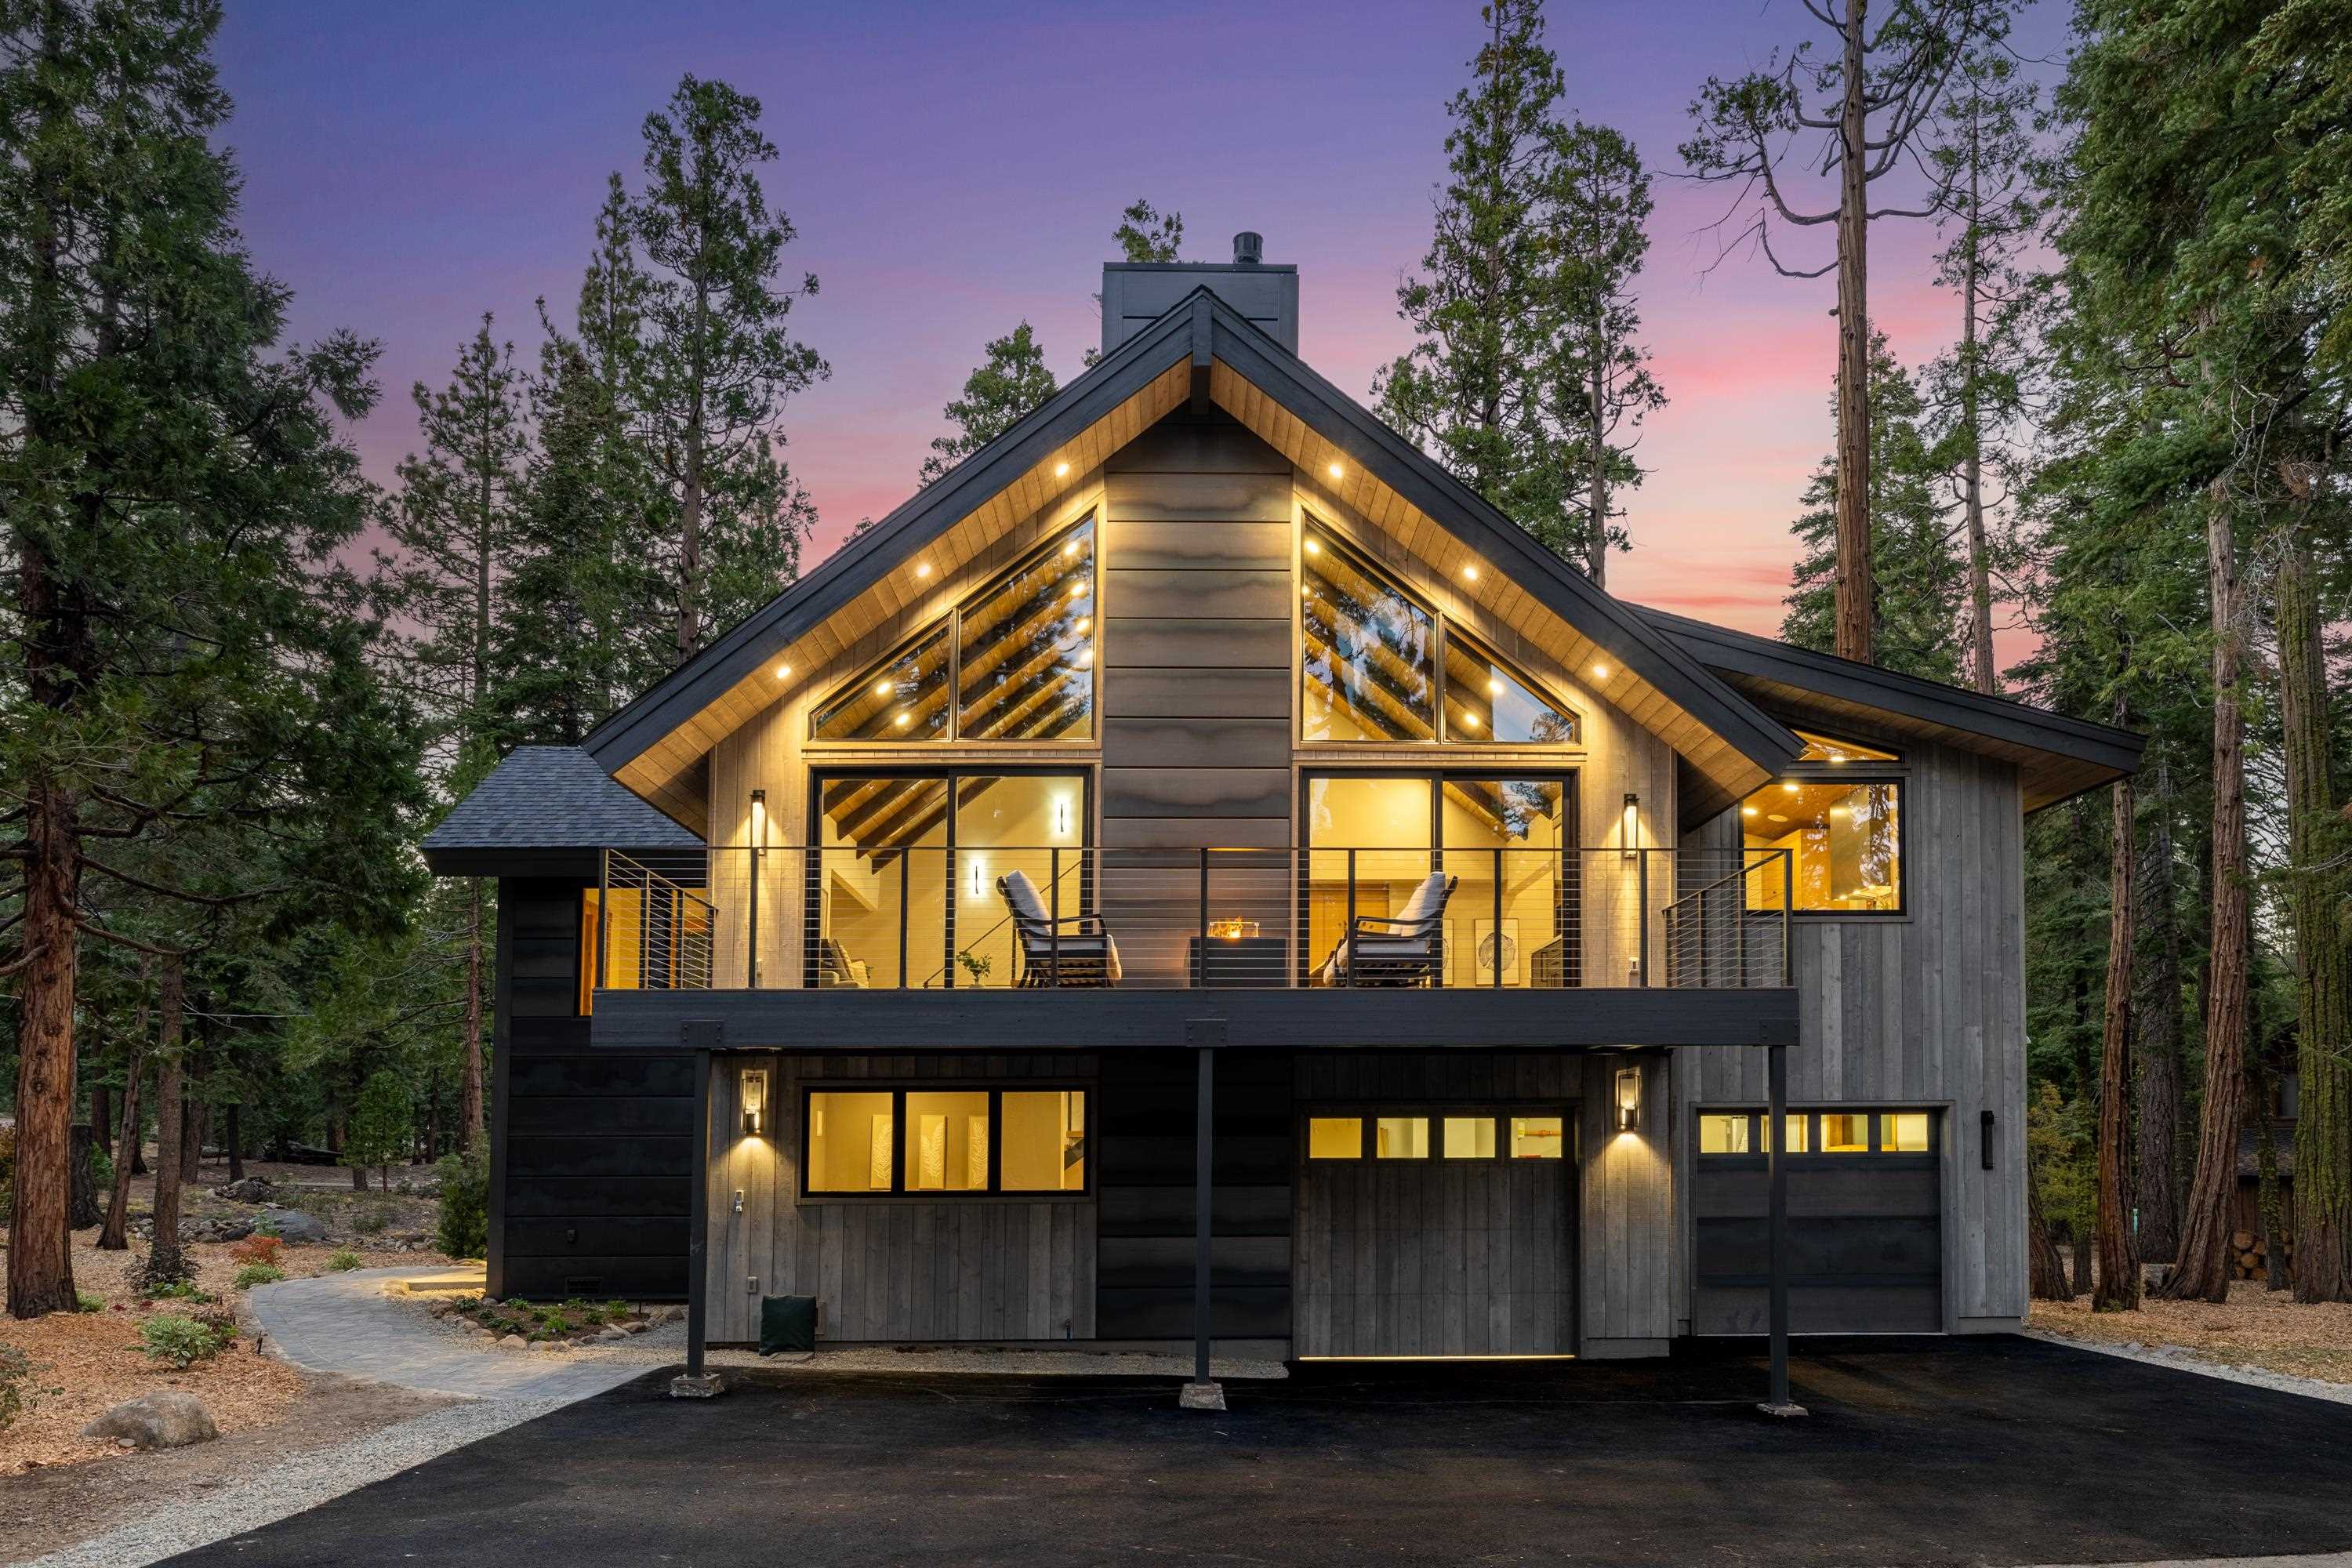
[[706, 1054, 1098, 1345], [1102, 410, 1293, 858], [1675, 737, 2027, 1331], [495, 877, 693, 1301], [1094, 1048, 1294, 1341]]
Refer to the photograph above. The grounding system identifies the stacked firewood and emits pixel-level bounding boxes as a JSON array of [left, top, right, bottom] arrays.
[[2231, 1230, 2293, 1281]]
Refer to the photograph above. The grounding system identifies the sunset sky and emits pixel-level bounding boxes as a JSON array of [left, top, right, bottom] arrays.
[[215, 0, 2063, 654]]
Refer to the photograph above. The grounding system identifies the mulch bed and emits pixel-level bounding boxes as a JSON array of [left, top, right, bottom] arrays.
[[2030, 1279, 2352, 1384]]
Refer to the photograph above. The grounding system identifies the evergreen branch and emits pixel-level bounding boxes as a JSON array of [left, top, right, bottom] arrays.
[[79, 853, 288, 908]]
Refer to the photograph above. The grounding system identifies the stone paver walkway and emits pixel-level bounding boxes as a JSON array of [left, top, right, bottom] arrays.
[[247, 1269, 661, 1402]]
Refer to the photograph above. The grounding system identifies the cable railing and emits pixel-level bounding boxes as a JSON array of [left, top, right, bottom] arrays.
[[593, 845, 1792, 996]]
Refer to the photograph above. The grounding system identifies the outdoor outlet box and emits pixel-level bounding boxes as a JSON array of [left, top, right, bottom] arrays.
[[732, 1189, 744, 1214], [747, 1276, 759, 1294]]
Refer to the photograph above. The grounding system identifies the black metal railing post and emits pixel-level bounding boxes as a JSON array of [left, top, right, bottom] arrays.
[[1782, 850, 1794, 985], [1636, 850, 1650, 987], [898, 851, 910, 989], [747, 841, 761, 992], [1196, 849, 1210, 990], [1344, 849, 1357, 989], [1050, 848, 1061, 989], [1491, 848, 1504, 989]]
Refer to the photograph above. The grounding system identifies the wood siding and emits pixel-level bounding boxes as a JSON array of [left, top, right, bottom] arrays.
[[1674, 736, 2027, 1330], [704, 1054, 1098, 1345], [493, 877, 692, 1301], [1101, 411, 1294, 855]]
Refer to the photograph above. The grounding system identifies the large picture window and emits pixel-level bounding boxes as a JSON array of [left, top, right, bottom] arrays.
[[812, 515, 1095, 743], [1299, 518, 1577, 746], [805, 1087, 1088, 1195], [1741, 733, 1903, 913]]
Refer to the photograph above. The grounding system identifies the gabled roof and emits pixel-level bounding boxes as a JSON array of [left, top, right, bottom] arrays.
[[1635, 606, 2144, 811], [421, 746, 703, 877], [583, 288, 1803, 819]]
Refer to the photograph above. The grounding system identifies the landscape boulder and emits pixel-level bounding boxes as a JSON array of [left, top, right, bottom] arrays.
[[79, 1392, 218, 1451], [255, 1207, 328, 1244], [212, 1176, 278, 1203]]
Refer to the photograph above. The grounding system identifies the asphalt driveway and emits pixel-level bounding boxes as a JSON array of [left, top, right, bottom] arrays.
[[167, 1337, 2352, 1567]]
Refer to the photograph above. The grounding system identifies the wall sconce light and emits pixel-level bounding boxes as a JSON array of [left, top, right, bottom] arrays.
[[750, 789, 767, 852], [1621, 793, 1640, 860], [970, 855, 983, 899], [740, 1069, 768, 1140], [1980, 1109, 1996, 1171], [1614, 1064, 1642, 1134], [1055, 798, 1069, 837]]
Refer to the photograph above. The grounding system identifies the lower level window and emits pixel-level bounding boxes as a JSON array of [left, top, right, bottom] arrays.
[[807, 1087, 1087, 1194], [1311, 1110, 1568, 1161], [1697, 1107, 1937, 1156], [1508, 1116, 1566, 1160]]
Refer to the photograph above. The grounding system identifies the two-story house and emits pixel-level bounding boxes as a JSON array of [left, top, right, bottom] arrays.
[[423, 238, 2140, 1383]]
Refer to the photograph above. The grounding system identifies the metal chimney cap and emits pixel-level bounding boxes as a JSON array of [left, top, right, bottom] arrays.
[[1232, 231, 1263, 266]]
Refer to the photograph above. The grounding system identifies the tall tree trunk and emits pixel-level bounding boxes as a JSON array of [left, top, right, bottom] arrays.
[[97, 1049, 143, 1251], [1960, 136, 1995, 695], [1831, 0, 1874, 664], [2165, 484, 2250, 1301], [68, 1123, 100, 1231], [2027, 1156, 2072, 1300], [2095, 766, 2140, 1311], [2278, 531, 2352, 1301], [675, 275, 710, 664], [1586, 341, 1609, 588], [181, 1098, 202, 1182], [2255, 1069, 2288, 1292], [2134, 756, 2186, 1263], [459, 879, 486, 1152], [2070, 1225, 2093, 1298], [224, 1102, 244, 1184], [91, 1083, 111, 1160], [141, 960, 191, 1288]]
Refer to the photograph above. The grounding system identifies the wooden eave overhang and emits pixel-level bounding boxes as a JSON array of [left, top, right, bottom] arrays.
[[1637, 605, 2146, 812], [582, 289, 1805, 819]]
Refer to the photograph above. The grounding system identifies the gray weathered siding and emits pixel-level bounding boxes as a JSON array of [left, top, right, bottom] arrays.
[[1674, 736, 2027, 1330], [705, 1054, 1098, 1345]]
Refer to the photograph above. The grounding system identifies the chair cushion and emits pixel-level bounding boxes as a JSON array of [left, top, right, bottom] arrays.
[[1392, 872, 1451, 927], [998, 869, 1050, 924]]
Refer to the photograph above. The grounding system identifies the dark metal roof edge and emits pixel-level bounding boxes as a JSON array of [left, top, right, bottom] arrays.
[[1200, 302, 1804, 775], [1634, 604, 2147, 773], [581, 307, 1200, 770]]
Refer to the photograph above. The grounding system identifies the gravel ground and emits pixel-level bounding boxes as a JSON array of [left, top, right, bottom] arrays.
[[17, 1395, 571, 1568]]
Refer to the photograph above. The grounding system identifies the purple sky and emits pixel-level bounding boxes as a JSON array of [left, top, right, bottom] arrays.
[[216, 1, 2059, 654]]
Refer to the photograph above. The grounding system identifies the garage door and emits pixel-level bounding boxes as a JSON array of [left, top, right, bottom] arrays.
[[1693, 1108, 1940, 1334], [1294, 1109, 1576, 1357]]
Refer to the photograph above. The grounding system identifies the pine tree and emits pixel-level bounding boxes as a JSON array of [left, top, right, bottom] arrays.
[[917, 322, 1058, 487], [1536, 120, 1664, 587], [626, 75, 827, 664], [1376, 0, 1578, 552], [1683, 0, 2007, 662], [1112, 199, 1182, 263], [0, 0, 426, 1316], [1782, 336, 1965, 682], [348, 1069, 415, 1193]]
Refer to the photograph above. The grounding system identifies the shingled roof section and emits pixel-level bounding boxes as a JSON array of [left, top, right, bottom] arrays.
[[422, 746, 702, 877]]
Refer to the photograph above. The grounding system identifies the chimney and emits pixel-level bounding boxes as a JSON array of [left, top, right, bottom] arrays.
[[1099, 230, 1298, 358]]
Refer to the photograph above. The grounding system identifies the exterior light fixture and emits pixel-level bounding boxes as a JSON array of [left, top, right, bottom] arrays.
[[873, 679, 894, 697], [750, 789, 767, 848], [1054, 461, 1070, 477], [1459, 710, 1480, 729], [775, 662, 791, 680], [894, 711, 913, 728], [1592, 663, 1610, 681], [1303, 539, 1320, 556], [1075, 616, 1091, 633], [1327, 461, 1343, 480], [1487, 677, 1504, 695], [741, 1069, 769, 1139], [1613, 1064, 1642, 1134], [1064, 539, 1080, 557], [1462, 564, 1479, 582], [1742, 805, 1759, 818], [1055, 798, 1069, 837], [915, 561, 932, 579], [970, 856, 982, 898], [1621, 793, 1639, 860], [1782, 781, 1800, 794]]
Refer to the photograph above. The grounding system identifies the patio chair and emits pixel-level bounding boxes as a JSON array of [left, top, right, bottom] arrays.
[[997, 869, 1122, 987], [814, 937, 871, 989], [1316, 872, 1458, 987]]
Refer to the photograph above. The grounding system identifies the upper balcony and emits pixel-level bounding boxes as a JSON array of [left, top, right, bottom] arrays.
[[583, 844, 1799, 1053]]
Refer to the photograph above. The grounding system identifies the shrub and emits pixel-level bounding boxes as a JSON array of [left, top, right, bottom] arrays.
[[326, 1250, 361, 1272], [89, 1144, 114, 1191], [251, 1213, 283, 1239], [353, 1207, 390, 1236], [140, 1312, 236, 1370], [229, 1234, 284, 1267], [232, 1263, 285, 1290], [75, 1291, 104, 1314], [144, 1279, 217, 1305], [434, 1145, 489, 1261], [0, 1345, 31, 1429]]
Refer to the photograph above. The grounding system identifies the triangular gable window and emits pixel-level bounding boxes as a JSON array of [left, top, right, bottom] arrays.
[[811, 515, 1096, 743], [1300, 517, 1577, 746]]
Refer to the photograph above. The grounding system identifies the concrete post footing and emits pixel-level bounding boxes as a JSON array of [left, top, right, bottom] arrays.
[[1178, 1381, 1226, 1411], [1756, 1400, 1809, 1419], [670, 1374, 727, 1399]]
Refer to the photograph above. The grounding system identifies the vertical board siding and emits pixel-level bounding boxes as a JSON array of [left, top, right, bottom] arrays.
[[1676, 738, 2027, 1331], [706, 1054, 1098, 1344]]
